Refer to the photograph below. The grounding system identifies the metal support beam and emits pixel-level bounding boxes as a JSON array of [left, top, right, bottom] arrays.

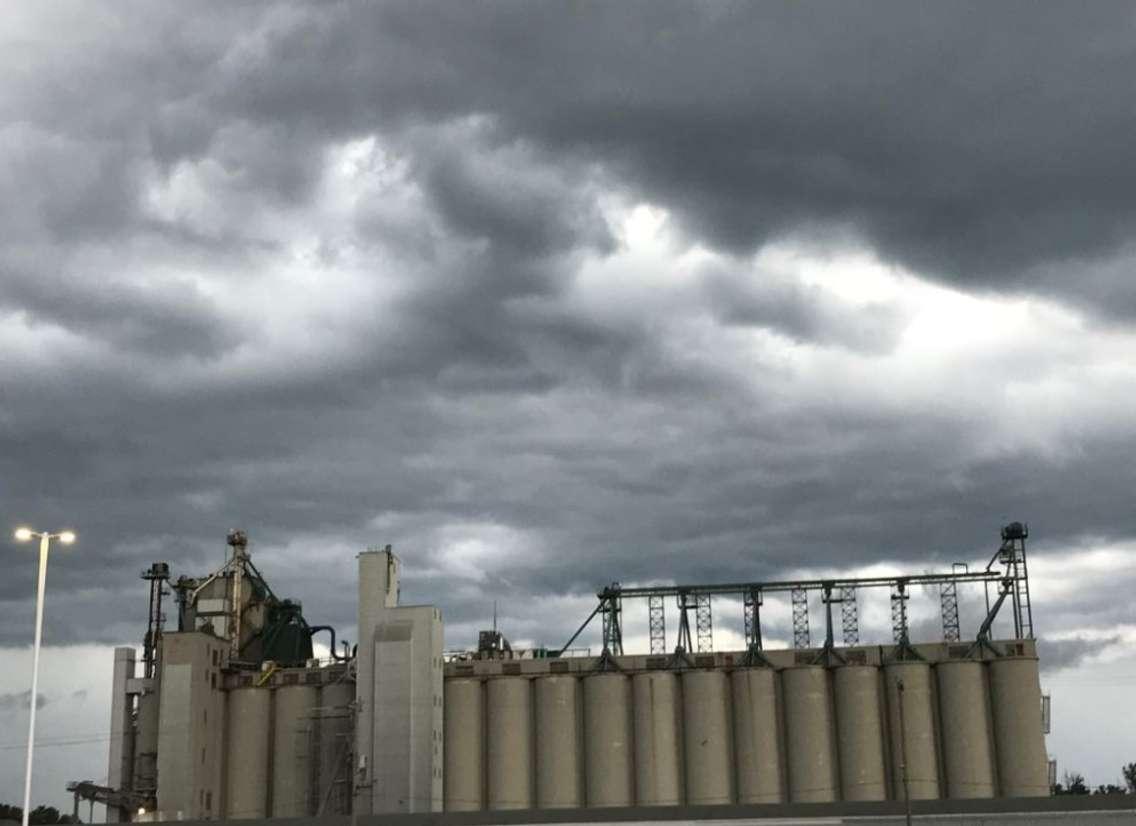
[[822, 583, 835, 649], [940, 580, 960, 643], [695, 593, 713, 652], [648, 595, 666, 655], [743, 588, 763, 652], [941, 563, 966, 643], [840, 586, 859, 646], [601, 584, 623, 655], [791, 587, 810, 649], [566, 533, 1034, 660], [891, 581, 910, 644], [607, 568, 1004, 601], [676, 591, 693, 652]]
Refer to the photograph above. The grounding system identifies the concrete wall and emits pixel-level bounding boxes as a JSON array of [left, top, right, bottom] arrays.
[[155, 633, 228, 820], [106, 648, 137, 822], [357, 548, 444, 815], [356, 549, 402, 815], [370, 606, 444, 814]]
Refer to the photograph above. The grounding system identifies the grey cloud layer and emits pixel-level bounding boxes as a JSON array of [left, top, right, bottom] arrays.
[[1, 1, 1136, 658], [195, 1, 1136, 310]]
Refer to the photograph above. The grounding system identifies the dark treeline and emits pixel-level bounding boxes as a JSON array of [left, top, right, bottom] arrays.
[[0, 805, 78, 824], [1053, 762, 1136, 796]]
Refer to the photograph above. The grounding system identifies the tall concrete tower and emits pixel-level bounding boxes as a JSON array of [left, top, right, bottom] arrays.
[[355, 547, 444, 814]]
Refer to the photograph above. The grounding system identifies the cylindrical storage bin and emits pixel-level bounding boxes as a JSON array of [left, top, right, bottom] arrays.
[[884, 662, 941, 800], [225, 687, 271, 819], [584, 674, 634, 807], [936, 661, 996, 799], [272, 684, 319, 816], [682, 670, 734, 804], [782, 666, 838, 803], [989, 656, 1049, 797], [834, 666, 887, 801], [317, 681, 355, 815], [444, 679, 485, 812], [487, 678, 533, 810], [731, 668, 783, 804], [633, 671, 684, 806], [535, 676, 582, 808]]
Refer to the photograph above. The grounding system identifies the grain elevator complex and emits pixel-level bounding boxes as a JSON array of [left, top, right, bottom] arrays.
[[93, 524, 1059, 823]]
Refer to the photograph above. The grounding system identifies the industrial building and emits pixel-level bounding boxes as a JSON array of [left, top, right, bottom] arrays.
[[88, 524, 1056, 822]]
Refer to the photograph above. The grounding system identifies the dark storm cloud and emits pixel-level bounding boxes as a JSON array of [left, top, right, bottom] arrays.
[[1037, 635, 1121, 674], [0, 269, 240, 358], [178, 1, 1136, 314], [1, 0, 1136, 663], [700, 262, 904, 353]]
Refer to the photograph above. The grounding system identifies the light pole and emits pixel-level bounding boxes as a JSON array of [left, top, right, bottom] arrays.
[[14, 527, 76, 826]]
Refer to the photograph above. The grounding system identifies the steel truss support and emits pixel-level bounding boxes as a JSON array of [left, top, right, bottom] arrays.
[[676, 591, 694, 652], [648, 595, 666, 655], [791, 587, 810, 649], [940, 580, 960, 643], [941, 562, 966, 643], [839, 586, 859, 646], [695, 593, 713, 652], [891, 581, 910, 644], [141, 562, 170, 680], [743, 588, 763, 652], [557, 527, 1032, 658], [601, 583, 623, 655], [997, 523, 1034, 639]]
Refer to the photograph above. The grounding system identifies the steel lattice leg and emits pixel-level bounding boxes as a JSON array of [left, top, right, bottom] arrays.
[[940, 580, 960, 643], [840, 586, 859, 646], [695, 593, 713, 652], [602, 590, 624, 655], [791, 587, 810, 649], [648, 595, 666, 654], [744, 589, 763, 651], [891, 583, 909, 644]]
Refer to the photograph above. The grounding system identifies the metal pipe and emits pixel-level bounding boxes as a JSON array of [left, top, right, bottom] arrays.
[[555, 601, 602, 655], [309, 625, 348, 660]]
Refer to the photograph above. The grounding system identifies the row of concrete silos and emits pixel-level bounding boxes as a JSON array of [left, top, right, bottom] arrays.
[[443, 654, 1048, 811], [224, 680, 353, 819]]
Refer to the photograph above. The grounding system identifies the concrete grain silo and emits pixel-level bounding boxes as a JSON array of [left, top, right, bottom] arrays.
[[936, 659, 997, 798], [225, 687, 271, 819], [535, 675, 582, 808], [443, 679, 484, 812], [681, 669, 734, 805], [632, 671, 684, 806], [100, 524, 1053, 822], [834, 664, 887, 801], [583, 674, 634, 807], [884, 660, 941, 801], [990, 654, 1050, 797], [782, 665, 839, 803], [271, 684, 319, 817], [731, 666, 784, 804], [486, 677, 534, 810]]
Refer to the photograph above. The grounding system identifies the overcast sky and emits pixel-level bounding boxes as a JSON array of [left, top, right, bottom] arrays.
[[3, 0, 1136, 811]]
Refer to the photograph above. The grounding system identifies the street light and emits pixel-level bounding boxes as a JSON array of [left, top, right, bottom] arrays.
[[13, 527, 76, 826]]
